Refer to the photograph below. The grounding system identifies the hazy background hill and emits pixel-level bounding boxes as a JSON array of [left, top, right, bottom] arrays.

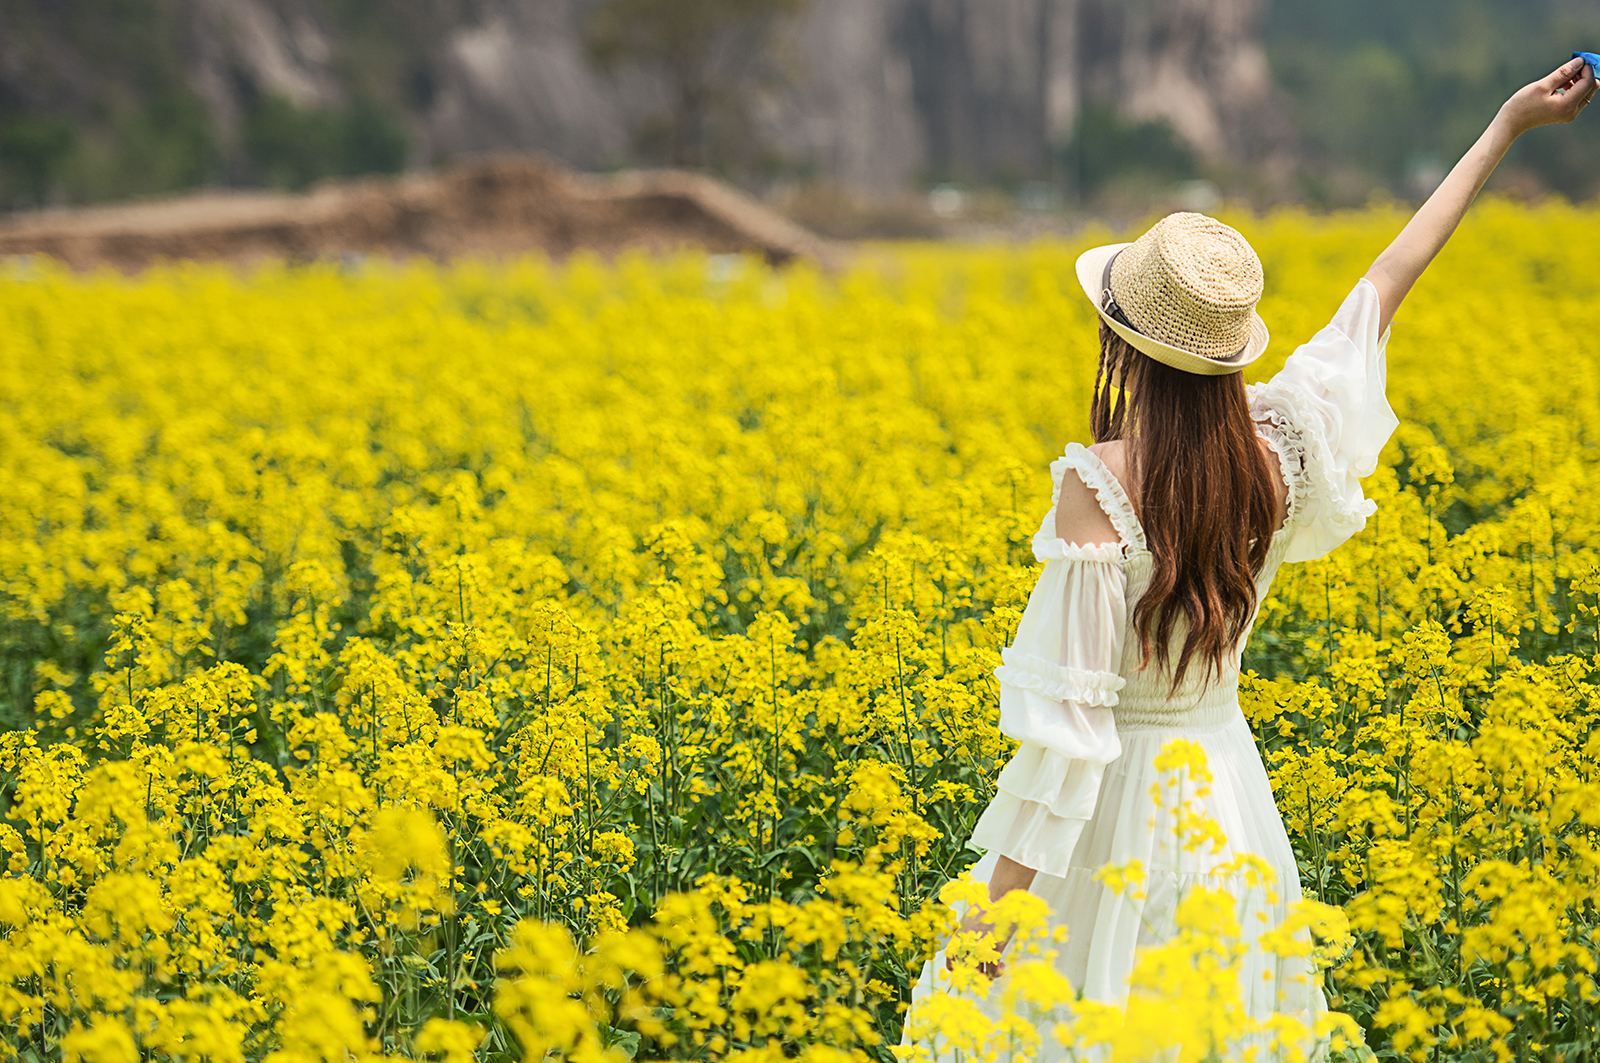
[[2, 0, 1595, 229]]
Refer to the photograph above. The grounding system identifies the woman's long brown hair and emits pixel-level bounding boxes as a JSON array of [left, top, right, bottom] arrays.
[[1089, 318, 1281, 698]]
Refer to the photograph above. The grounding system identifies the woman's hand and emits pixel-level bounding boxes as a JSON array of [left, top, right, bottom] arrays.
[[1497, 55, 1597, 138], [945, 906, 1013, 978], [943, 856, 1036, 978]]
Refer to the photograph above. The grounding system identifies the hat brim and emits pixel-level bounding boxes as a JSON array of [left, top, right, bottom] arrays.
[[1074, 242, 1269, 376]]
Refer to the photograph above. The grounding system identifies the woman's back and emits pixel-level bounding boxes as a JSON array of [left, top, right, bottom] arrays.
[[1049, 421, 1299, 728]]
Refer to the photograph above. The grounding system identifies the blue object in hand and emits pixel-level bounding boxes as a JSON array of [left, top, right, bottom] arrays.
[[1573, 51, 1600, 72]]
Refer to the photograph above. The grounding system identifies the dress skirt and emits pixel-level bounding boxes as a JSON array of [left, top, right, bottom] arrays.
[[900, 700, 1336, 1063]]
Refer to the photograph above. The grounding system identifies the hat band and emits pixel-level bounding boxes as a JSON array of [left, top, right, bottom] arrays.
[[1099, 250, 1143, 334], [1099, 248, 1249, 362]]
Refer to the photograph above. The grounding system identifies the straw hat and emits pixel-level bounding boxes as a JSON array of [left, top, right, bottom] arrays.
[[1074, 212, 1270, 376]]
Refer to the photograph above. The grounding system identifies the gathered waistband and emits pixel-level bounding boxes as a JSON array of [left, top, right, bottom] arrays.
[[1112, 680, 1243, 730]]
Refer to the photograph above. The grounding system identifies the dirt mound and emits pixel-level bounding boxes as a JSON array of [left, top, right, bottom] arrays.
[[0, 154, 840, 271]]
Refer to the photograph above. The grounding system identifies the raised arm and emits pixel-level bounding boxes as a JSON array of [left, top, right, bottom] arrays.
[[1365, 55, 1596, 335]]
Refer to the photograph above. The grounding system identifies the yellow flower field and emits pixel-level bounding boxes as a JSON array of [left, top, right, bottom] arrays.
[[3, 197, 1600, 1062]]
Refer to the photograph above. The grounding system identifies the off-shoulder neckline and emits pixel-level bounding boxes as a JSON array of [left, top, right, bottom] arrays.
[[1053, 433, 1295, 562], [1055, 443, 1148, 556]]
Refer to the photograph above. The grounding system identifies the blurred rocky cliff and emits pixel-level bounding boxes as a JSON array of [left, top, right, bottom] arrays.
[[426, 0, 1289, 191], [0, 0, 1293, 209]]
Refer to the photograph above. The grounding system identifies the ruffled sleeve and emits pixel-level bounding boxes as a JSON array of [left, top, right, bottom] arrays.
[[966, 507, 1129, 878], [1247, 276, 1401, 564]]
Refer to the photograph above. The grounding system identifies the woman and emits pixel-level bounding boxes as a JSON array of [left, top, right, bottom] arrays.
[[900, 55, 1596, 1061]]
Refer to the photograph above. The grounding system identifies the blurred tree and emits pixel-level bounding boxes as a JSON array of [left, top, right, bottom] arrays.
[[0, 0, 220, 206], [0, 118, 76, 209], [1057, 106, 1196, 198], [1265, 0, 1600, 204], [583, 0, 806, 171], [59, 91, 218, 204], [242, 96, 408, 190]]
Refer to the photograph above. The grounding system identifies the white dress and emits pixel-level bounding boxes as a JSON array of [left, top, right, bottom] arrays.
[[901, 278, 1399, 1061]]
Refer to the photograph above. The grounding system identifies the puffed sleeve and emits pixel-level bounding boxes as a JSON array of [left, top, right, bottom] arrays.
[[1247, 276, 1401, 564], [966, 539, 1128, 878]]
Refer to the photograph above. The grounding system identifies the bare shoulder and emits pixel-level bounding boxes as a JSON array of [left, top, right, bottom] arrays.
[[1087, 439, 1131, 483], [1055, 442, 1122, 546]]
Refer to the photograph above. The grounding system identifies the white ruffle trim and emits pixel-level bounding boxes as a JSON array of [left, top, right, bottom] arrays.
[[967, 784, 1099, 879], [1050, 443, 1148, 553], [969, 743, 1113, 876], [1252, 414, 1303, 529], [994, 742, 1110, 815], [1029, 535, 1127, 565], [993, 646, 1125, 706], [1248, 382, 1374, 550]]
